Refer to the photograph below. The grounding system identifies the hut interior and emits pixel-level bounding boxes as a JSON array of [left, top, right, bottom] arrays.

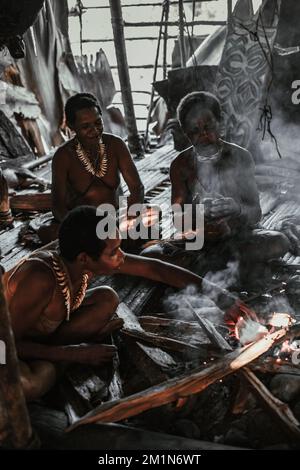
[[1, 0, 300, 454]]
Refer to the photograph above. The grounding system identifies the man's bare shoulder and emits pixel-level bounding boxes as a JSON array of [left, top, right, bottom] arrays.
[[222, 140, 254, 166], [171, 147, 193, 172], [102, 132, 125, 147], [7, 258, 55, 296]]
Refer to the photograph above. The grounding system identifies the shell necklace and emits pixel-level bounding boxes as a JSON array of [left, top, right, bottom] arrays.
[[193, 141, 224, 162], [50, 252, 89, 321], [75, 137, 108, 178]]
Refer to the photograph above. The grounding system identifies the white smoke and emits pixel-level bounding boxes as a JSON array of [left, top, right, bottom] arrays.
[[163, 261, 239, 323]]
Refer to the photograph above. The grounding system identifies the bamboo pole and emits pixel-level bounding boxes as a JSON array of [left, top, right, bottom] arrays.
[[178, 0, 186, 67], [144, 2, 166, 148], [0, 275, 33, 448], [124, 20, 226, 27], [82, 35, 178, 43], [163, 1, 170, 79], [227, 0, 233, 19], [109, 0, 144, 157], [82, 1, 216, 9]]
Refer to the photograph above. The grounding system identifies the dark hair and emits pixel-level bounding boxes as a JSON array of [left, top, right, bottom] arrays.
[[177, 91, 222, 129], [65, 93, 102, 126], [59, 206, 115, 262]]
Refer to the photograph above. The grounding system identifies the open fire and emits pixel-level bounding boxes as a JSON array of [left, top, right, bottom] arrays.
[[226, 300, 298, 364]]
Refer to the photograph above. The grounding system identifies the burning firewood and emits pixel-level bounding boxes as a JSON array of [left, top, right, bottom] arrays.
[[66, 326, 291, 431], [185, 299, 300, 442], [117, 303, 204, 355]]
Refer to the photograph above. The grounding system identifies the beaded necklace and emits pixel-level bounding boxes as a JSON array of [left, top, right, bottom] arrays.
[[75, 138, 108, 178], [50, 252, 89, 321]]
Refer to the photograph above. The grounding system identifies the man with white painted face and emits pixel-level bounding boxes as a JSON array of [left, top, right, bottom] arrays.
[[172, 91, 262, 236], [142, 92, 290, 280]]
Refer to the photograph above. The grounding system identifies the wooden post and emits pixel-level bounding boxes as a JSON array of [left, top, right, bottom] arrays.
[[0, 276, 33, 448], [0, 169, 13, 227], [144, 3, 166, 148], [227, 0, 233, 19], [178, 0, 186, 67], [163, 1, 170, 79], [109, 0, 144, 157]]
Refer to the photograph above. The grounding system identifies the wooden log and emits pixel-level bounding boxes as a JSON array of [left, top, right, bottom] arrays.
[[241, 367, 300, 441], [139, 315, 209, 345], [187, 302, 300, 442], [0, 276, 32, 448], [10, 191, 52, 211], [66, 328, 287, 430], [124, 340, 170, 388], [0, 169, 13, 226], [251, 359, 300, 376], [188, 311, 232, 352], [31, 403, 246, 450], [117, 303, 202, 354], [121, 329, 201, 354]]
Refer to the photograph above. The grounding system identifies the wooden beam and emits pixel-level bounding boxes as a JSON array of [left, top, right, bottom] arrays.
[[109, 0, 144, 157], [227, 0, 233, 19], [123, 20, 227, 27], [178, 0, 187, 67], [10, 192, 52, 212], [81, 1, 217, 10], [82, 35, 180, 43]]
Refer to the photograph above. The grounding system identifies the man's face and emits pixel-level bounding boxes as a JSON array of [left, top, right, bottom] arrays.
[[183, 105, 220, 156], [71, 106, 103, 146], [91, 236, 125, 275]]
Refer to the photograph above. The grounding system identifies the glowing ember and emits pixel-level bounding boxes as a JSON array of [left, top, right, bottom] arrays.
[[234, 316, 268, 345], [225, 299, 259, 326], [174, 229, 202, 240], [274, 338, 300, 361]]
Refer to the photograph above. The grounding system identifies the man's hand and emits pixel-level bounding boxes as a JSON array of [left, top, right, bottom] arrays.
[[66, 344, 117, 366], [94, 318, 124, 342], [281, 222, 300, 256], [209, 197, 241, 220]]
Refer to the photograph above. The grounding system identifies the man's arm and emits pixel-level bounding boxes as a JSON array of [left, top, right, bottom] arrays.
[[209, 149, 261, 226], [238, 150, 262, 225], [9, 266, 116, 365], [51, 147, 70, 222], [170, 156, 191, 231], [116, 137, 144, 207], [17, 341, 116, 366], [119, 253, 202, 289], [170, 157, 188, 207]]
